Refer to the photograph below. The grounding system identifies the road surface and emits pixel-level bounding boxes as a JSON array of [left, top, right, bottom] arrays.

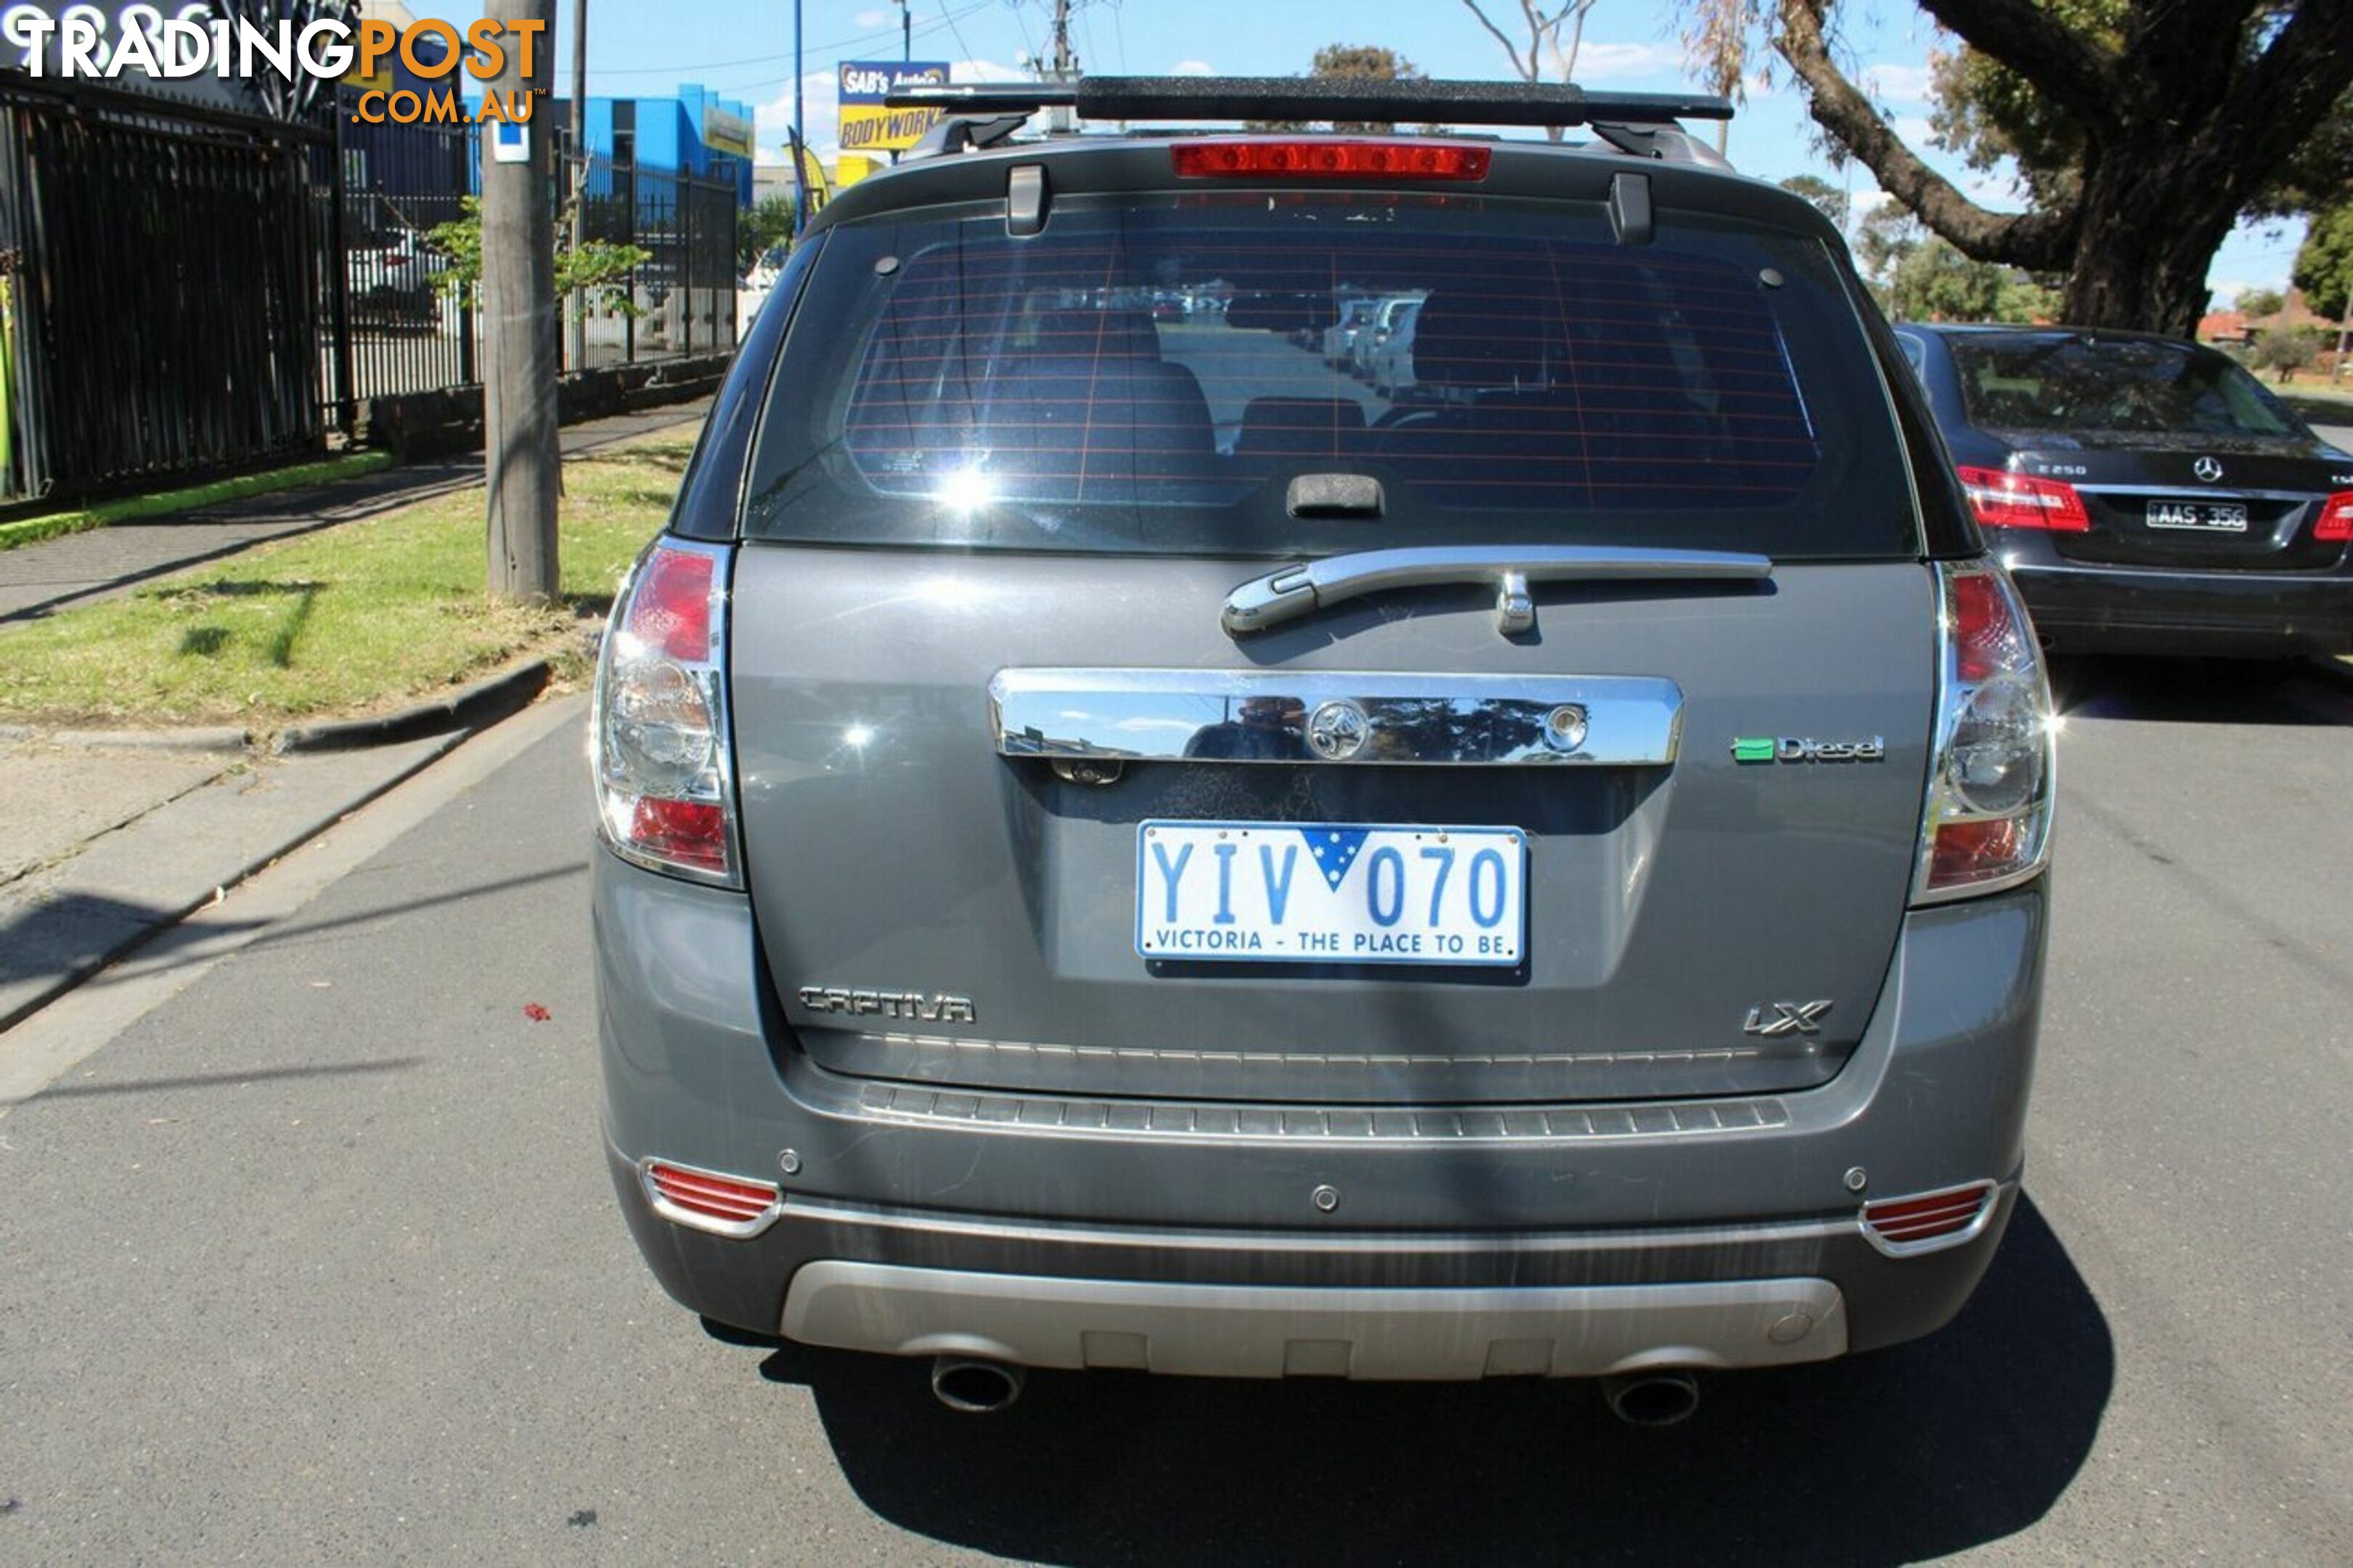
[[1, 661, 2349, 1564]]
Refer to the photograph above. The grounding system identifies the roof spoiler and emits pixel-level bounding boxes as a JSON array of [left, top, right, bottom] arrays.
[[886, 75, 1734, 131]]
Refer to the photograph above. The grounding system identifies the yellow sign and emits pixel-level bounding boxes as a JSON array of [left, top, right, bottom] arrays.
[[836, 60, 949, 155]]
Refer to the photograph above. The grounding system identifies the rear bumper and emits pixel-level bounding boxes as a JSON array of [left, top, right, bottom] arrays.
[[2006, 559, 2353, 656], [595, 856, 2046, 1376]]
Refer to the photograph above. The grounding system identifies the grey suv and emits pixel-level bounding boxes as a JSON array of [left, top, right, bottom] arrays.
[[591, 78, 2056, 1421]]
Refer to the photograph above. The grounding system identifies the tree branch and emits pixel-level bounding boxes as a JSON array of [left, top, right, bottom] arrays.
[[1774, 0, 2075, 269], [2210, 0, 2353, 183], [1459, 0, 1531, 81], [1915, 0, 2120, 137]]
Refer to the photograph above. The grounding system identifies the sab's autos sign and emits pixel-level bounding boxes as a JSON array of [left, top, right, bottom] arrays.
[[836, 59, 947, 155]]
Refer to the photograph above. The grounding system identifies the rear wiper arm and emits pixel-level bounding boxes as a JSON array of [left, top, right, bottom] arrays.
[[1222, 544, 1774, 636]]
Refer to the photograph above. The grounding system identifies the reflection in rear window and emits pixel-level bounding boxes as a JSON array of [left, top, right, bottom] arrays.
[[1949, 334, 2308, 439], [745, 195, 1915, 558]]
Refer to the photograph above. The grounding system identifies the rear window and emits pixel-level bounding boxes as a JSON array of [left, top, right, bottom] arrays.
[[1949, 334, 2311, 440], [743, 190, 1916, 558]]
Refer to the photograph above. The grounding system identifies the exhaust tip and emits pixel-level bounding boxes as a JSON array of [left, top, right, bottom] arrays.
[[930, 1355, 1026, 1413], [1601, 1369, 1700, 1427]]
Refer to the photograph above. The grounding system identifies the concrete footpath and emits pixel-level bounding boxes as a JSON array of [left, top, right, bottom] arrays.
[[0, 400, 704, 1035]]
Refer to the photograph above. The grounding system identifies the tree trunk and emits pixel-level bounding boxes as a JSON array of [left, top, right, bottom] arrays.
[[2059, 142, 2243, 335]]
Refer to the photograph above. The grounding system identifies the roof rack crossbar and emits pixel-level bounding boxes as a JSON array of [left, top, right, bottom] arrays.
[[886, 76, 1734, 130]]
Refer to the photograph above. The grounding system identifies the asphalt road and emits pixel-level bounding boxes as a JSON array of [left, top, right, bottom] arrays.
[[2, 662, 2350, 1566]]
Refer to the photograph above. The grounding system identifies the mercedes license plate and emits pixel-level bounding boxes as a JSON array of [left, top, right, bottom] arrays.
[[1136, 822, 1525, 966], [2146, 499, 2249, 531]]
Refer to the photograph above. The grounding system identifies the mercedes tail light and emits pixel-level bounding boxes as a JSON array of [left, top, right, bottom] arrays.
[[1172, 141, 1491, 181], [2316, 491, 2353, 542], [593, 539, 738, 885], [1914, 562, 2056, 904], [1956, 467, 2089, 532]]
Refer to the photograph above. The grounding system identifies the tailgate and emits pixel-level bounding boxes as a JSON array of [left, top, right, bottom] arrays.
[[730, 549, 1934, 1103]]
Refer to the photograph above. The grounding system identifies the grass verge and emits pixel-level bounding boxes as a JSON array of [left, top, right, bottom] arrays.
[[0, 434, 687, 732], [0, 452, 396, 553]]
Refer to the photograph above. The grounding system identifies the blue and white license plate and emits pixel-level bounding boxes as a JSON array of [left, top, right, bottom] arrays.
[[1135, 821, 1525, 966]]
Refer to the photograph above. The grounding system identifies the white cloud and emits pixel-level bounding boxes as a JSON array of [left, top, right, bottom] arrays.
[[1570, 42, 1677, 81], [750, 58, 1029, 159], [855, 8, 888, 27], [1170, 59, 1215, 78], [1862, 62, 1935, 107], [1890, 115, 1936, 148]]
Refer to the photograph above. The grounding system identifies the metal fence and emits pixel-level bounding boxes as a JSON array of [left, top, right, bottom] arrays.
[[571, 152, 740, 372], [2, 80, 325, 504], [0, 78, 739, 509]]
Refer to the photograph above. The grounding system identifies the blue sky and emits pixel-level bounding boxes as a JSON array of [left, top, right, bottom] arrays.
[[407, 0, 2307, 304]]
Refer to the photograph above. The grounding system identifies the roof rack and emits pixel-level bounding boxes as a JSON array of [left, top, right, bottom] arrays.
[[886, 75, 1734, 131]]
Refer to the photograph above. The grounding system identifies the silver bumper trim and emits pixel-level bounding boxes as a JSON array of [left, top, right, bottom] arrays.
[[780, 1262, 1848, 1379]]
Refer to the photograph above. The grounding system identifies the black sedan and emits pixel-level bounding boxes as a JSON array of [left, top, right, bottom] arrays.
[[1896, 325, 2353, 658]]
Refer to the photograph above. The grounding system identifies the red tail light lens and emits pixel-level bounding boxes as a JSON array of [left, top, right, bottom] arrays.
[[643, 1160, 781, 1236], [1957, 467, 2089, 532], [2316, 491, 2353, 543], [624, 546, 714, 661], [1173, 141, 1491, 180], [1915, 563, 2055, 904], [594, 540, 737, 885], [1861, 1181, 1997, 1255]]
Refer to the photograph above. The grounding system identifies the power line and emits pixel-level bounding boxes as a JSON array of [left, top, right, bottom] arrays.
[[587, 1, 989, 76]]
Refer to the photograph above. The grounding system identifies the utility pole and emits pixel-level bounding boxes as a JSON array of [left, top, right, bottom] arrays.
[[898, 0, 910, 62], [567, 0, 587, 376], [791, 0, 807, 237], [481, 0, 560, 604], [1047, 0, 1077, 133]]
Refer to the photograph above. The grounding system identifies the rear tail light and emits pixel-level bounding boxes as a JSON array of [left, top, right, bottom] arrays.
[[1863, 1177, 1995, 1252], [593, 539, 738, 884], [2316, 491, 2353, 543], [1956, 466, 2089, 532], [1914, 562, 2055, 904], [1861, 1180, 1997, 1256], [641, 1159, 781, 1238], [1172, 140, 1491, 181]]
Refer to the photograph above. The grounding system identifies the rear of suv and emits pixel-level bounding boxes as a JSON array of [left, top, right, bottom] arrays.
[[591, 78, 2056, 1412]]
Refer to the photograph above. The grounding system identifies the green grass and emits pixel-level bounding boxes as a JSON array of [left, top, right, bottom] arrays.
[[0, 435, 688, 731], [0, 452, 395, 553]]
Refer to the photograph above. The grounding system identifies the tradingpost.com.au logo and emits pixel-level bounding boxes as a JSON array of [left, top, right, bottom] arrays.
[[1, 3, 546, 125]]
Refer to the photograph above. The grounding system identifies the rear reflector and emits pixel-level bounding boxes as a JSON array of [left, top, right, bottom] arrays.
[[2317, 491, 2353, 543], [1957, 467, 2089, 532], [1173, 140, 1491, 180], [1861, 1181, 1997, 1256], [643, 1160, 781, 1237]]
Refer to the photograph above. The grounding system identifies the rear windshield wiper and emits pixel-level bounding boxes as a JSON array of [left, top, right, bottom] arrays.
[[1223, 544, 1775, 636]]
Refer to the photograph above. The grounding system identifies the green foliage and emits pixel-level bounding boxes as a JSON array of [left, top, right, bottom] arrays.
[[2291, 205, 2353, 322], [1247, 43, 1434, 134], [1777, 173, 1848, 230], [423, 197, 655, 317], [1927, 1, 2350, 221], [1859, 208, 2057, 322], [2235, 287, 2286, 320], [2252, 325, 2323, 380], [738, 195, 796, 274]]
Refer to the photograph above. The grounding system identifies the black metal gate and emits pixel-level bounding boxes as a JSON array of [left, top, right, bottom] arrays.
[[0, 79, 325, 507]]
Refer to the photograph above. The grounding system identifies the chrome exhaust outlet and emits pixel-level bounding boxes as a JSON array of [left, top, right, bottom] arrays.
[[1600, 1369, 1700, 1427], [929, 1355, 1026, 1413]]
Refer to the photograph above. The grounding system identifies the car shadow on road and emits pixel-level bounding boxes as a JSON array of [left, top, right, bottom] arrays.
[[2052, 655, 2353, 726], [732, 1195, 2109, 1567]]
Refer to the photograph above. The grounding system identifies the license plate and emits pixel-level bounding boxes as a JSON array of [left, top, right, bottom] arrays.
[[1136, 821, 1525, 966], [2146, 499, 2248, 531]]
